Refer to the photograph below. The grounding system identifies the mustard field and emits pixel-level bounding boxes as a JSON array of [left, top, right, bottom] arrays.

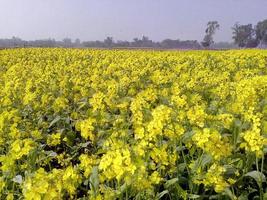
[[0, 48, 267, 199]]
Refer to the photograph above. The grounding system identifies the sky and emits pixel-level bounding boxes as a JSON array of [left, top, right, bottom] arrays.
[[0, 0, 266, 42]]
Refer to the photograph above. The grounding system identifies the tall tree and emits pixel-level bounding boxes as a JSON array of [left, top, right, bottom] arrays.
[[104, 37, 113, 47], [74, 38, 81, 46], [255, 19, 267, 45], [62, 38, 72, 47], [232, 23, 255, 47], [201, 21, 220, 48]]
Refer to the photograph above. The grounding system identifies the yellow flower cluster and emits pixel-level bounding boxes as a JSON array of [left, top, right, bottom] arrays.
[[241, 108, 267, 157], [192, 128, 232, 160], [47, 133, 61, 146], [0, 48, 266, 199], [10, 139, 35, 159], [196, 164, 229, 193], [99, 148, 136, 181], [23, 166, 81, 199], [79, 154, 96, 177], [79, 118, 96, 141], [147, 105, 172, 140]]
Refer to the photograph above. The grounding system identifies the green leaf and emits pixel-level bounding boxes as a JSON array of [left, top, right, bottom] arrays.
[[177, 163, 186, 172], [199, 154, 212, 168], [48, 115, 61, 128], [191, 154, 212, 173], [224, 165, 237, 177], [187, 194, 201, 199], [165, 178, 179, 188], [79, 141, 91, 148], [176, 146, 186, 152], [83, 179, 89, 185], [238, 193, 249, 200], [244, 171, 266, 187], [77, 101, 87, 110], [181, 130, 195, 142], [164, 178, 187, 199], [119, 182, 127, 193], [90, 166, 99, 196], [157, 190, 169, 199], [224, 188, 237, 200], [209, 194, 221, 199], [175, 184, 187, 200]]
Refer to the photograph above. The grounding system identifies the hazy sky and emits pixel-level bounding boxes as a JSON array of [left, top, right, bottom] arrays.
[[0, 0, 266, 42]]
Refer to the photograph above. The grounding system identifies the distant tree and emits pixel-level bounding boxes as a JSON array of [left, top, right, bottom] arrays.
[[132, 37, 142, 47], [211, 42, 238, 49], [255, 19, 267, 45], [141, 36, 153, 47], [130, 36, 153, 47], [160, 39, 201, 49], [30, 39, 57, 47], [116, 40, 130, 47], [104, 37, 113, 47], [245, 38, 258, 48], [62, 38, 72, 47], [161, 39, 177, 48], [74, 38, 81, 46], [11, 36, 23, 47], [133, 38, 138, 43], [232, 23, 255, 47], [201, 21, 220, 48], [141, 36, 150, 44]]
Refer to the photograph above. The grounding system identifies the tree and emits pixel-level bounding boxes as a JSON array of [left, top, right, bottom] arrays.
[[74, 38, 81, 46], [201, 21, 220, 48], [255, 19, 267, 45], [62, 38, 72, 47], [132, 37, 142, 47], [140, 36, 153, 47], [232, 23, 255, 47], [11, 36, 23, 47], [116, 40, 130, 47], [104, 37, 113, 47]]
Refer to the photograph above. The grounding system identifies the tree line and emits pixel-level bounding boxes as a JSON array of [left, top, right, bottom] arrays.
[[201, 19, 267, 48], [1, 19, 267, 49], [0, 36, 202, 49]]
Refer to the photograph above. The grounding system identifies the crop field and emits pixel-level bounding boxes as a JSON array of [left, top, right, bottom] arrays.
[[0, 48, 267, 199]]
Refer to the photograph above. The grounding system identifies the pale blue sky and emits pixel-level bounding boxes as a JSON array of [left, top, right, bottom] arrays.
[[0, 0, 266, 42]]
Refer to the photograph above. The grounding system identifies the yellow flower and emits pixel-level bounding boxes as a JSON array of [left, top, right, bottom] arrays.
[[52, 97, 69, 112], [0, 177, 5, 193], [62, 166, 81, 195], [31, 130, 42, 140], [47, 132, 61, 146], [79, 154, 96, 177], [10, 139, 35, 159], [6, 193, 14, 200], [195, 163, 229, 193], [147, 105, 172, 140], [192, 128, 232, 160], [80, 118, 96, 141], [187, 105, 206, 128], [99, 148, 136, 181], [149, 171, 162, 185], [89, 92, 105, 111], [240, 112, 267, 157]]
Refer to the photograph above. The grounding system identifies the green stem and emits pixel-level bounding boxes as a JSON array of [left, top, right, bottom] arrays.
[[256, 156, 259, 172], [261, 154, 264, 174], [256, 156, 263, 200], [180, 142, 191, 193]]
